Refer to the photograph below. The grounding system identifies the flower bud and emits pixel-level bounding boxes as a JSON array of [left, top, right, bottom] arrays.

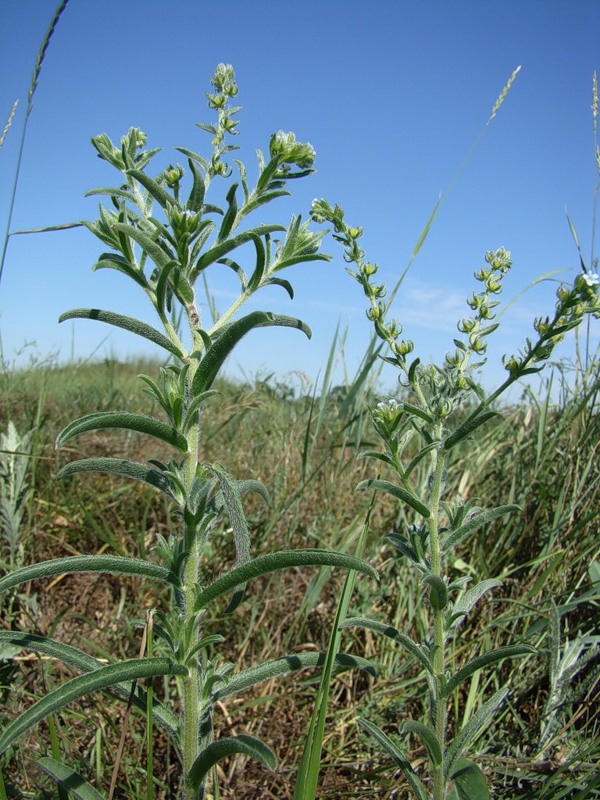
[[165, 163, 185, 187], [503, 355, 520, 374], [457, 317, 476, 333]]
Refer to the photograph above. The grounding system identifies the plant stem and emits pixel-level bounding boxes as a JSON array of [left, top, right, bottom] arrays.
[[429, 431, 447, 800]]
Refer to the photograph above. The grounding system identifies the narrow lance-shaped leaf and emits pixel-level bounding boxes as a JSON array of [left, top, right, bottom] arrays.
[[192, 311, 311, 395], [403, 720, 442, 767], [215, 651, 376, 702], [442, 505, 519, 554], [0, 657, 187, 754], [126, 167, 174, 210], [112, 221, 176, 272], [218, 182, 239, 240], [211, 462, 252, 613], [59, 308, 184, 358], [447, 758, 490, 800], [441, 644, 536, 698], [57, 457, 173, 497], [195, 550, 377, 612], [93, 252, 148, 290], [191, 223, 285, 279], [444, 688, 508, 779], [35, 758, 105, 800], [0, 555, 175, 594], [448, 579, 503, 629], [443, 410, 499, 451], [0, 631, 178, 737], [341, 617, 433, 674], [56, 411, 188, 453], [188, 734, 276, 791], [357, 478, 431, 519], [358, 718, 429, 800]]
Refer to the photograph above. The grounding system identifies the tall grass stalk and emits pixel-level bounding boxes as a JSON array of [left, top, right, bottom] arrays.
[[0, 0, 70, 288]]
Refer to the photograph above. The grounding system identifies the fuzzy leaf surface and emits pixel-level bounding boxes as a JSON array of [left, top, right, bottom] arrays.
[[341, 617, 432, 673], [35, 758, 106, 800], [56, 411, 188, 453], [442, 645, 535, 697], [447, 758, 490, 800], [193, 311, 311, 394], [59, 308, 183, 357], [444, 687, 508, 778], [57, 457, 173, 496], [195, 550, 377, 611], [442, 505, 519, 553], [357, 478, 430, 518], [0, 658, 187, 754], [443, 410, 499, 451], [0, 555, 175, 594], [215, 651, 376, 701], [0, 631, 177, 736], [188, 734, 276, 790], [358, 718, 428, 800], [448, 579, 503, 628]]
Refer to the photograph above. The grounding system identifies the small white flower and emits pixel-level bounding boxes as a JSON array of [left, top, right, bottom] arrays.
[[582, 272, 599, 287]]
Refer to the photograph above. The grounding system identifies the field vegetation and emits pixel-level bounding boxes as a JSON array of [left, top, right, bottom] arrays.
[[0, 6, 598, 797], [0, 349, 598, 798]]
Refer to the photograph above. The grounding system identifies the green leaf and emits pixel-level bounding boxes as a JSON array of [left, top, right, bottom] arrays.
[[403, 720, 442, 767], [112, 222, 176, 271], [92, 252, 148, 290], [35, 757, 106, 800], [442, 645, 535, 698], [195, 550, 377, 611], [443, 411, 499, 451], [423, 575, 448, 610], [0, 631, 177, 737], [215, 652, 375, 701], [0, 555, 175, 594], [59, 308, 184, 358], [357, 478, 430, 519], [448, 579, 503, 629], [191, 224, 285, 279], [442, 505, 519, 553], [358, 718, 428, 800], [126, 167, 174, 209], [211, 463, 251, 612], [447, 758, 490, 800], [57, 457, 173, 496], [193, 311, 311, 394], [444, 688, 508, 779], [185, 157, 206, 211], [218, 182, 239, 240], [188, 734, 276, 791], [56, 411, 188, 453], [0, 657, 186, 754], [341, 617, 432, 673]]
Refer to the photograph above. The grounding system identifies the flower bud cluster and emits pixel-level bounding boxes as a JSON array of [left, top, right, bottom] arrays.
[[269, 131, 316, 173], [203, 64, 240, 178], [504, 269, 600, 376], [310, 199, 413, 372], [445, 247, 512, 378]]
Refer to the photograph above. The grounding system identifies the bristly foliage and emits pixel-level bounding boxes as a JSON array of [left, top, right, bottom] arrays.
[[0, 64, 378, 799], [311, 144, 599, 798]]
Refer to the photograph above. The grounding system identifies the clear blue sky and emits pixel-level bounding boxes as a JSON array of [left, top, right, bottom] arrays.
[[1, 0, 598, 394]]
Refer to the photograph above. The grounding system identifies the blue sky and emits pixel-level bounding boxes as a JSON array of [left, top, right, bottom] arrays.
[[1, 0, 598, 395]]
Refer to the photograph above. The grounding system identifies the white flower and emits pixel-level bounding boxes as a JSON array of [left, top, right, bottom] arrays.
[[582, 272, 599, 287]]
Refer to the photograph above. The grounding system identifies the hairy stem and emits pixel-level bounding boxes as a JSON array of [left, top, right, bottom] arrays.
[[429, 431, 447, 800]]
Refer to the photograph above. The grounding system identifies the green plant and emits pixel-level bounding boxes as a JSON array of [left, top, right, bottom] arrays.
[[0, 64, 378, 799], [309, 192, 600, 799]]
